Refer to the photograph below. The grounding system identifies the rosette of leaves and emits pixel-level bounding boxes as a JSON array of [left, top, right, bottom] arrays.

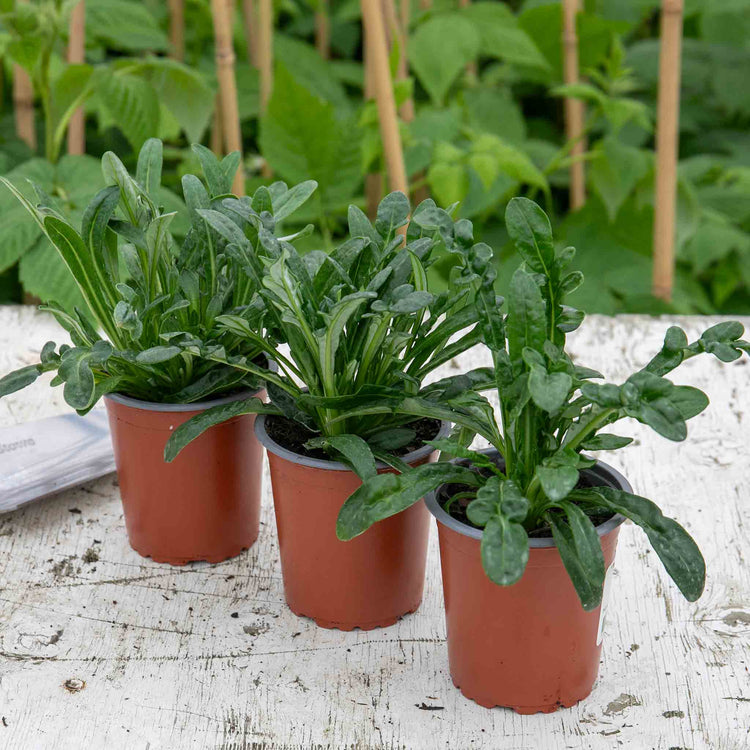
[[0, 138, 317, 411], [164, 192, 484, 471], [336, 197, 749, 611]]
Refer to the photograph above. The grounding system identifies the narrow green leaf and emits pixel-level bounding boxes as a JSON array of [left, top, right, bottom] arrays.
[[164, 398, 278, 462], [305, 434, 377, 480]]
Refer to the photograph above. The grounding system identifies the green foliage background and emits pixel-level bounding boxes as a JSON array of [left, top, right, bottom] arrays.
[[0, 0, 748, 316]]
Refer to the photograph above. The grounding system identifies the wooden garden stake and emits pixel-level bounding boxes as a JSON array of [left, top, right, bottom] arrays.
[[315, 0, 330, 59], [361, 0, 408, 196], [257, 0, 273, 176], [652, 0, 684, 302], [363, 25, 382, 217], [399, 0, 409, 31], [562, 0, 585, 210], [168, 0, 185, 61], [210, 0, 245, 194], [13, 67, 35, 150], [382, 0, 413, 122], [241, 0, 258, 67], [66, 1, 86, 156]]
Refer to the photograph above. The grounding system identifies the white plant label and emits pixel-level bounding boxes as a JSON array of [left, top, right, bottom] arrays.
[[0, 409, 114, 513], [596, 564, 615, 646]]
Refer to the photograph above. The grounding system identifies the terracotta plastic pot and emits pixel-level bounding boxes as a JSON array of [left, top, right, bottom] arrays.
[[255, 415, 449, 630], [104, 387, 266, 565], [426, 456, 629, 714]]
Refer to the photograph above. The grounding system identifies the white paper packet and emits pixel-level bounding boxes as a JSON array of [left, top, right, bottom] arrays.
[[0, 409, 115, 513]]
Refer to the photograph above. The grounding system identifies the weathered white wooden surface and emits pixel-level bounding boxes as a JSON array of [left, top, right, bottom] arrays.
[[0, 306, 749, 750]]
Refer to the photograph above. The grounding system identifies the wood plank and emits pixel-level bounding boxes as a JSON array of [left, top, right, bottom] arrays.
[[1, 307, 748, 748]]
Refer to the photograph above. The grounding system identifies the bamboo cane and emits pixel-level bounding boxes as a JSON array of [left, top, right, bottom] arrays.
[[210, 0, 244, 194], [652, 0, 684, 302], [168, 0, 185, 61], [210, 96, 223, 154], [457, 0, 477, 76], [315, 0, 330, 60], [382, 0, 413, 122], [399, 0, 409, 31], [361, 0, 408, 196], [241, 0, 258, 66], [562, 0, 585, 210], [257, 0, 273, 177], [13, 67, 35, 150], [66, 1, 86, 156], [363, 24, 382, 217]]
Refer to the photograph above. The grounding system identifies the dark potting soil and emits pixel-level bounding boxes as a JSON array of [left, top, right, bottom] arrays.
[[439, 457, 615, 538], [265, 414, 443, 463]]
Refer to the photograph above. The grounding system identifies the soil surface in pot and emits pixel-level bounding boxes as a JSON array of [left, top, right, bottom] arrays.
[[265, 415, 442, 462], [438, 457, 614, 538]]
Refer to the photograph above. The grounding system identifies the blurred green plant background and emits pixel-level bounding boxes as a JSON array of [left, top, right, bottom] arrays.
[[0, 0, 748, 316]]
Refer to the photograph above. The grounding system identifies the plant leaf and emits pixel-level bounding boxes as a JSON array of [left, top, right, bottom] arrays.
[[164, 398, 279, 462], [581, 486, 705, 601], [336, 463, 481, 540]]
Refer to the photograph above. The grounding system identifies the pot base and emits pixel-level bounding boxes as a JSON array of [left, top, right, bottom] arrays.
[[289, 600, 422, 631], [130, 535, 256, 567], [453, 678, 587, 714]]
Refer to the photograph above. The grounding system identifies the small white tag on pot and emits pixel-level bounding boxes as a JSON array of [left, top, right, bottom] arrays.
[[596, 564, 615, 646]]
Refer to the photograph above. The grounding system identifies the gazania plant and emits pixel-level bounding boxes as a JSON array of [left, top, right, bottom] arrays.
[[0, 139, 315, 408], [165, 191, 482, 465], [337, 197, 750, 610]]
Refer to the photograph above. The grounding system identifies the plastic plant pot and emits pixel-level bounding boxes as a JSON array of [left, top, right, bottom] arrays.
[[104, 387, 266, 566], [425, 457, 629, 714], [255, 415, 450, 630]]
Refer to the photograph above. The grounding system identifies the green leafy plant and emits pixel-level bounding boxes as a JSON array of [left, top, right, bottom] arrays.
[[0, 138, 316, 410], [164, 191, 483, 468], [336, 197, 749, 610]]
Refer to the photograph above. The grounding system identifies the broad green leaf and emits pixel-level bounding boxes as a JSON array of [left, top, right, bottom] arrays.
[[409, 15, 479, 106], [260, 65, 361, 213], [481, 515, 529, 586], [467, 476, 501, 526], [528, 366, 572, 413], [668, 386, 709, 421], [537, 459, 579, 502], [86, 0, 169, 51], [584, 486, 705, 601], [133, 59, 215, 143], [336, 462, 481, 540], [589, 137, 650, 222], [462, 1, 550, 70], [94, 71, 160, 151]]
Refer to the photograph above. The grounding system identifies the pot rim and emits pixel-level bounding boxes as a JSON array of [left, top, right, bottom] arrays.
[[424, 449, 630, 548], [104, 356, 277, 413], [255, 413, 451, 472]]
